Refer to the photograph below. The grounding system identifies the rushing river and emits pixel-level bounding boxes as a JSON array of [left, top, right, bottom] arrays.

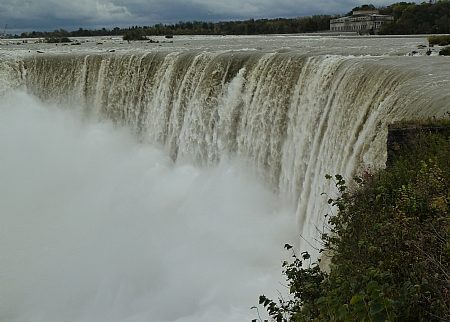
[[1, 35, 449, 322]]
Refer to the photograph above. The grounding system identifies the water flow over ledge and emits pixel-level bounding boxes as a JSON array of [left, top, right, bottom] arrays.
[[1, 48, 450, 321], [17, 51, 450, 247]]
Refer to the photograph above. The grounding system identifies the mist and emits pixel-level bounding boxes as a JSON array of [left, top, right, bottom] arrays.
[[0, 91, 297, 322]]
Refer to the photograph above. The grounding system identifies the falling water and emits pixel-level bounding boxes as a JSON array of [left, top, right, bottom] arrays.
[[20, 51, 450, 238], [1, 36, 450, 321]]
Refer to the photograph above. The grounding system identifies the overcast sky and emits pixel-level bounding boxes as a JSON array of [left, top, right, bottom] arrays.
[[1, 0, 396, 33]]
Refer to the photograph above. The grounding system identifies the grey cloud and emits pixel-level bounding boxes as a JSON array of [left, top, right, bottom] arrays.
[[0, 0, 395, 32]]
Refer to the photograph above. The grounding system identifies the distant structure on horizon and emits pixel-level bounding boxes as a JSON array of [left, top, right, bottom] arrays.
[[0, 24, 7, 38], [330, 10, 393, 34]]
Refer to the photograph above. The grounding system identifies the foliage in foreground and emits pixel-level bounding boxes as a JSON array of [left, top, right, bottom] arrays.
[[260, 128, 450, 322]]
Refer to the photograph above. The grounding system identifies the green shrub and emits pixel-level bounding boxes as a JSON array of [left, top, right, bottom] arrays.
[[260, 126, 450, 322], [428, 35, 450, 46], [123, 30, 147, 41], [45, 37, 71, 43], [439, 46, 450, 56]]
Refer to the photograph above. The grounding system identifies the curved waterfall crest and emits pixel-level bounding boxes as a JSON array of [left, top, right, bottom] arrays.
[[3, 51, 449, 245]]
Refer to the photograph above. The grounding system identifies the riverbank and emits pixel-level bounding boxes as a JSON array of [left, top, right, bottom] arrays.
[[261, 122, 450, 321]]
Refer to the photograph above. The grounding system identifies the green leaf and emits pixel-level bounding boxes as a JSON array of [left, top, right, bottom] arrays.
[[370, 302, 385, 315], [372, 314, 386, 322], [301, 252, 310, 260], [316, 296, 327, 304], [350, 294, 363, 305], [259, 295, 266, 304]]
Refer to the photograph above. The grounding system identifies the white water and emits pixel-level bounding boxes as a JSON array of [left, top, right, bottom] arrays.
[[0, 91, 296, 322], [1, 36, 450, 322], [19, 52, 450, 249]]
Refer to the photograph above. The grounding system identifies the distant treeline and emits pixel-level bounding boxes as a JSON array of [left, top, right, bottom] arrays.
[[19, 16, 332, 39], [346, 2, 450, 34], [378, 1, 450, 34], [16, 1, 450, 39]]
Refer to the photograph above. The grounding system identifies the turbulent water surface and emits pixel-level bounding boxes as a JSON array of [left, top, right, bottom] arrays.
[[1, 35, 449, 322]]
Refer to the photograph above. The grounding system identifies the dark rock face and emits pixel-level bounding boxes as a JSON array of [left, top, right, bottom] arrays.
[[386, 125, 450, 166]]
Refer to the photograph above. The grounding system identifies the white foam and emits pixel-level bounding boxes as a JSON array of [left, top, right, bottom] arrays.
[[0, 91, 296, 322]]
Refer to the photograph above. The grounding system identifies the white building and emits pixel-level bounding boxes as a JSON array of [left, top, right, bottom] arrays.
[[330, 10, 394, 34]]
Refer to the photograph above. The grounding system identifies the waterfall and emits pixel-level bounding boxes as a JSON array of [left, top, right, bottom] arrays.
[[16, 51, 450, 249], [1, 48, 450, 322]]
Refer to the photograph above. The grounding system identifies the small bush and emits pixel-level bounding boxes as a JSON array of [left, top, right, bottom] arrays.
[[260, 125, 450, 322], [428, 35, 450, 46], [45, 37, 71, 43], [439, 46, 450, 56], [123, 30, 147, 41]]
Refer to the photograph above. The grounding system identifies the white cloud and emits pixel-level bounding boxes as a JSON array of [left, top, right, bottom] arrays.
[[91, 1, 133, 21]]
